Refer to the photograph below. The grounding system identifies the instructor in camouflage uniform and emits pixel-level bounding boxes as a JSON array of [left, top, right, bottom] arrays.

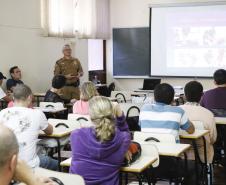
[[54, 44, 83, 100]]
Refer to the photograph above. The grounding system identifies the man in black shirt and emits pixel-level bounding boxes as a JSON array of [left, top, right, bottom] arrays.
[[6, 66, 23, 92], [44, 75, 72, 104]]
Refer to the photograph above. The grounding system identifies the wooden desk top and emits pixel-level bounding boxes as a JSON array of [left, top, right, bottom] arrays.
[[61, 157, 71, 167], [131, 92, 148, 97], [152, 143, 191, 157], [33, 93, 45, 97], [60, 157, 158, 173], [215, 117, 226, 125], [39, 129, 73, 138], [134, 90, 154, 93], [179, 130, 209, 139], [120, 156, 157, 173]]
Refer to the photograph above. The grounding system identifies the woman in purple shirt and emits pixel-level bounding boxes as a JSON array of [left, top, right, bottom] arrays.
[[70, 96, 131, 185]]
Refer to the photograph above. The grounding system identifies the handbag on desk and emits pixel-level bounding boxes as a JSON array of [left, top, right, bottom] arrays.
[[123, 141, 142, 166]]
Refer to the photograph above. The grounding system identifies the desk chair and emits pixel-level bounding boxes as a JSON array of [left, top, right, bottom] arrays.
[[39, 102, 67, 119], [38, 119, 80, 170], [134, 131, 187, 185], [68, 113, 93, 128], [134, 131, 176, 144], [35, 167, 85, 185], [40, 102, 64, 109], [119, 103, 143, 132], [111, 91, 132, 103]]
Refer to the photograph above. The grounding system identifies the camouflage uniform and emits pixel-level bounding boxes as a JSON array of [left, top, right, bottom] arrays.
[[54, 57, 83, 100]]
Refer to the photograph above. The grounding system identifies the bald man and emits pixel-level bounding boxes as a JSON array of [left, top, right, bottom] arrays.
[[54, 44, 84, 100], [0, 124, 53, 185]]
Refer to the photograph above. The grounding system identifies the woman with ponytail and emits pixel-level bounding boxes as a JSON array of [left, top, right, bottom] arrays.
[[70, 96, 131, 185]]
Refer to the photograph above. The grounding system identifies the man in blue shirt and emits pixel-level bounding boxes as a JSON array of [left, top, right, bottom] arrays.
[[139, 83, 195, 184], [6, 66, 24, 92], [139, 83, 194, 142]]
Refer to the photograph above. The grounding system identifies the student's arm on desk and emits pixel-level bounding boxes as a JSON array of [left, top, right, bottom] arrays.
[[43, 124, 53, 135], [186, 120, 195, 134]]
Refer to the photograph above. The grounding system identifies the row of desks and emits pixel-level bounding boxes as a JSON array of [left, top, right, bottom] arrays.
[[40, 117, 211, 184]]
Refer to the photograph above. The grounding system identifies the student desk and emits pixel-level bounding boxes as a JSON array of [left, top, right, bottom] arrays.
[[144, 143, 191, 184], [39, 120, 80, 171], [152, 143, 190, 157], [60, 156, 158, 185], [60, 157, 158, 172], [215, 117, 226, 177], [179, 130, 209, 139], [19, 167, 85, 185], [180, 130, 209, 185], [33, 93, 45, 106], [215, 117, 226, 125], [131, 92, 149, 97], [34, 106, 68, 119], [61, 143, 190, 185]]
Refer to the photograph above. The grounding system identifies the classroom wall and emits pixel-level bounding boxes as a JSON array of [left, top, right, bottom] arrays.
[[0, 0, 88, 93], [0, 0, 222, 93], [107, 0, 221, 90]]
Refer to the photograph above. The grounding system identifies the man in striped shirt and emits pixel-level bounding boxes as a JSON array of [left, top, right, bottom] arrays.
[[139, 83, 195, 142]]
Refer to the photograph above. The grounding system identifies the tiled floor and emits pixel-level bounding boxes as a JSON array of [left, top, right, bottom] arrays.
[[213, 165, 225, 185], [127, 165, 226, 185]]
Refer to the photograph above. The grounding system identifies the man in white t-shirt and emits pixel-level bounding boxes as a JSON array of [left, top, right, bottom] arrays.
[[0, 84, 57, 170], [0, 72, 11, 102]]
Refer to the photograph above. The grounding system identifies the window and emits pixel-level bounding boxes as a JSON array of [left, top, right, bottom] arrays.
[[88, 39, 104, 71], [41, 0, 78, 37], [41, 0, 110, 39]]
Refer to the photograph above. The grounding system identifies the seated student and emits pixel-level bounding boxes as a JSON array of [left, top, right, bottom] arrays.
[[70, 96, 131, 185], [0, 124, 53, 185], [6, 66, 24, 92], [73, 81, 98, 115], [0, 72, 12, 102], [139, 83, 195, 184], [44, 75, 75, 104], [139, 83, 195, 142], [180, 81, 217, 164], [200, 69, 226, 112], [0, 84, 58, 170]]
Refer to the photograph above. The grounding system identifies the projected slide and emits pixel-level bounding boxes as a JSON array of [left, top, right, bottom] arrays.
[[151, 4, 226, 77], [168, 17, 226, 68]]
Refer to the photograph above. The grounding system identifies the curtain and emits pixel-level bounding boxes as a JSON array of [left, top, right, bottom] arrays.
[[41, 0, 78, 37], [76, 0, 110, 39], [41, 0, 110, 39]]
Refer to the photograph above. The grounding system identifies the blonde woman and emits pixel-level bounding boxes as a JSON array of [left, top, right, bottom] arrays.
[[70, 96, 131, 185], [73, 81, 98, 114]]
